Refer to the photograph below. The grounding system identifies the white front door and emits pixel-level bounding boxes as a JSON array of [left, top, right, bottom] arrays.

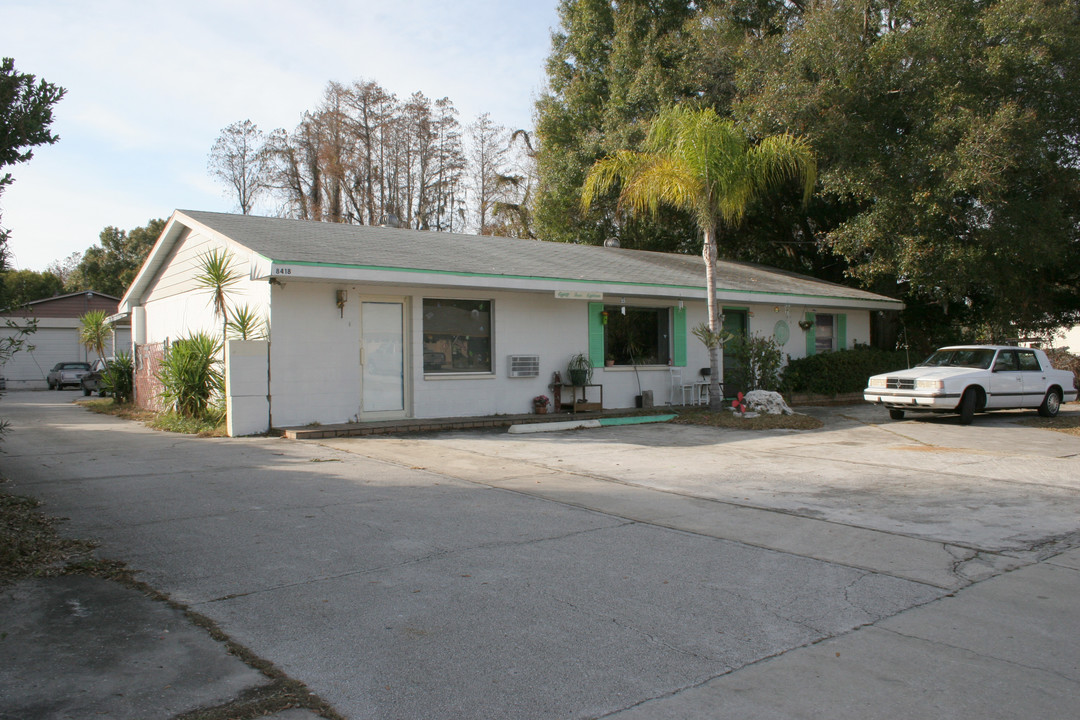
[[360, 300, 407, 417]]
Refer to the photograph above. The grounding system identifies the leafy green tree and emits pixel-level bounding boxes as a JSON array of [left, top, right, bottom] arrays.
[[71, 219, 164, 297], [534, 0, 702, 251], [45, 251, 81, 290], [0, 57, 61, 437], [0, 57, 65, 197], [720, 0, 1080, 338], [0, 269, 62, 309], [0, 56, 65, 277], [583, 105, 816, 410]]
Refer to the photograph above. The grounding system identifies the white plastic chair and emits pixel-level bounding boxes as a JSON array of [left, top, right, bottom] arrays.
[[695, 367, 712, 405], [669, 368, 696, 405]]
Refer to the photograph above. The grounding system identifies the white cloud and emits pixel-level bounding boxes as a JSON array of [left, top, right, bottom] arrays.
[[2, 0, 561, 271]]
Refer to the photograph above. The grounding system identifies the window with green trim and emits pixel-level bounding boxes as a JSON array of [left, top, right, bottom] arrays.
[[815, 313, 836, 353], [602, 305, 671, 366]]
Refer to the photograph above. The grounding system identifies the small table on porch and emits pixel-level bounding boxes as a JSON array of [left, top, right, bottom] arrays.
[[560, 384, 603, 413]]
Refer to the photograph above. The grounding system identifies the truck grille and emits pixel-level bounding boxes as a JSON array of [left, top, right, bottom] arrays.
[[886, 378, 915, 390]]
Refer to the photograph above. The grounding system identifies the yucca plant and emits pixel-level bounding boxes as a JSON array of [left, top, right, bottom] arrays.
[[79, 310, 113, 360], [194, 249, 244, 339], [101, 352, 134, 404], [226, 303, 267, 340], [156, 333, 224, 419]]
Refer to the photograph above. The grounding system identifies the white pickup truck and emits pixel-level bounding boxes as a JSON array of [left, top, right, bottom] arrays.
[[864, 345, 1077, 425]]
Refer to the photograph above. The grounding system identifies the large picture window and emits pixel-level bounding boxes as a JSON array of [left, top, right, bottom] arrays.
[[603, 305, 671, 366], [422, 299, 492, 373]]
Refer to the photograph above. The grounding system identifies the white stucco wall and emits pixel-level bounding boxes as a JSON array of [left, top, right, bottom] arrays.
[[225, 339, 270, 436], [139, 228, 270, 347], [262, 279, 873, 427], [266, 281, 364, 427]]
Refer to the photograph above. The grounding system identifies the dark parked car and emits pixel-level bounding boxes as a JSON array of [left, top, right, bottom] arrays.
[[80, 357, 113, 396], [47, 361, 91, 390]]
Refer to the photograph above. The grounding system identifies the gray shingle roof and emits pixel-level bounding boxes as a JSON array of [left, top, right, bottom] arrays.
[[179, 210, 900, 305]]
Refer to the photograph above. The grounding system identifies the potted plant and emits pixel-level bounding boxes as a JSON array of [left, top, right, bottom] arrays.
[[567, 353, 593, 386], [532, 394, 551, 414]]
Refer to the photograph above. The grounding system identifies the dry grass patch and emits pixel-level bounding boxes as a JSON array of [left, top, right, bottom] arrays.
[[75, 397, 156, 422], [672, 408, 823, 431], [76, 398, 227, 437], [0, 490, 99, 584], [1020, 410, 1080, 437]]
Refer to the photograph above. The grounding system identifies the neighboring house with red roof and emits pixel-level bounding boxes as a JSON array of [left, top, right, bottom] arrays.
[[1, 291, 131, 389]]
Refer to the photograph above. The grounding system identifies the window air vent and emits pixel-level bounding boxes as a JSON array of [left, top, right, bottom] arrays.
[[508, 354, 540, 378]]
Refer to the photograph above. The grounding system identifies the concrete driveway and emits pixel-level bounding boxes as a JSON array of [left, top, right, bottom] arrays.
[[2, 391, 1079, 719]]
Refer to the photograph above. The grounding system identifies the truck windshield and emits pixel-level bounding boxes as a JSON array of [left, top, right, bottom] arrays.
[[918, 349, 995, 369]]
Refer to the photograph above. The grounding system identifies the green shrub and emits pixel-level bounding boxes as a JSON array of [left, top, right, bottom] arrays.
[[724, 333, 784, 394], [101, 352, 134, 404], [156, 333, 223, 419], [780, 345, 911, 396]]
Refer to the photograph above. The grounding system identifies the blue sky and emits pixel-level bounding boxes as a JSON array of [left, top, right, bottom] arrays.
[[2, 0, 560, 272]]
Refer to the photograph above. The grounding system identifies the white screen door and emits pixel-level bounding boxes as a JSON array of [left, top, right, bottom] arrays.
[[361, 301, 405, 413]]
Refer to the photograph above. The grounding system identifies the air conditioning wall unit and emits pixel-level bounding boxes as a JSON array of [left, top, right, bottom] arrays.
[[508, 354, 540, 378]]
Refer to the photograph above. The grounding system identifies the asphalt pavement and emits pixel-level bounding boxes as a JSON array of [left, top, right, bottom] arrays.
[[1, 390, 1079, 719]]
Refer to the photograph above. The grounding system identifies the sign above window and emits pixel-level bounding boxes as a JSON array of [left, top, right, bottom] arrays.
[[555, 290, 603, 300]]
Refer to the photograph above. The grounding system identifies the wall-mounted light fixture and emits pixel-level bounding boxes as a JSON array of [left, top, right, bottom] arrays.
[[336, 290, 347, 318]]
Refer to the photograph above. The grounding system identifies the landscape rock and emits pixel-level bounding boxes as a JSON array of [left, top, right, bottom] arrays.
[[742, 390, 795, 415]]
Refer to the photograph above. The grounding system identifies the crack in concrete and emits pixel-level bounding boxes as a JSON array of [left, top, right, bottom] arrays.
[[319, 439, 1030, 590], [194, 521, 633, 606], [875, 626, 1080, 686]]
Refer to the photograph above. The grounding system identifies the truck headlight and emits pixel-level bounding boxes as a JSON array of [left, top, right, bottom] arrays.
[[915, 379, 944, 390], [868, 377, 886, 388]]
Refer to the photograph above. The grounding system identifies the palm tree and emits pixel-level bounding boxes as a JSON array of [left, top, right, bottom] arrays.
[[79, 309, 112, 361], [194, 248, 244, 341], [582, 106, 816, 410]]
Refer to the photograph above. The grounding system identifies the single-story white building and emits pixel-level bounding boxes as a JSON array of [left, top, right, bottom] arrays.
[[1, 291, 131, 389], [119, 210, 903, 434]]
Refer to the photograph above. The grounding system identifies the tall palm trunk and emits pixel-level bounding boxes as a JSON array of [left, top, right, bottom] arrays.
[[702, 228, 724, 411]]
